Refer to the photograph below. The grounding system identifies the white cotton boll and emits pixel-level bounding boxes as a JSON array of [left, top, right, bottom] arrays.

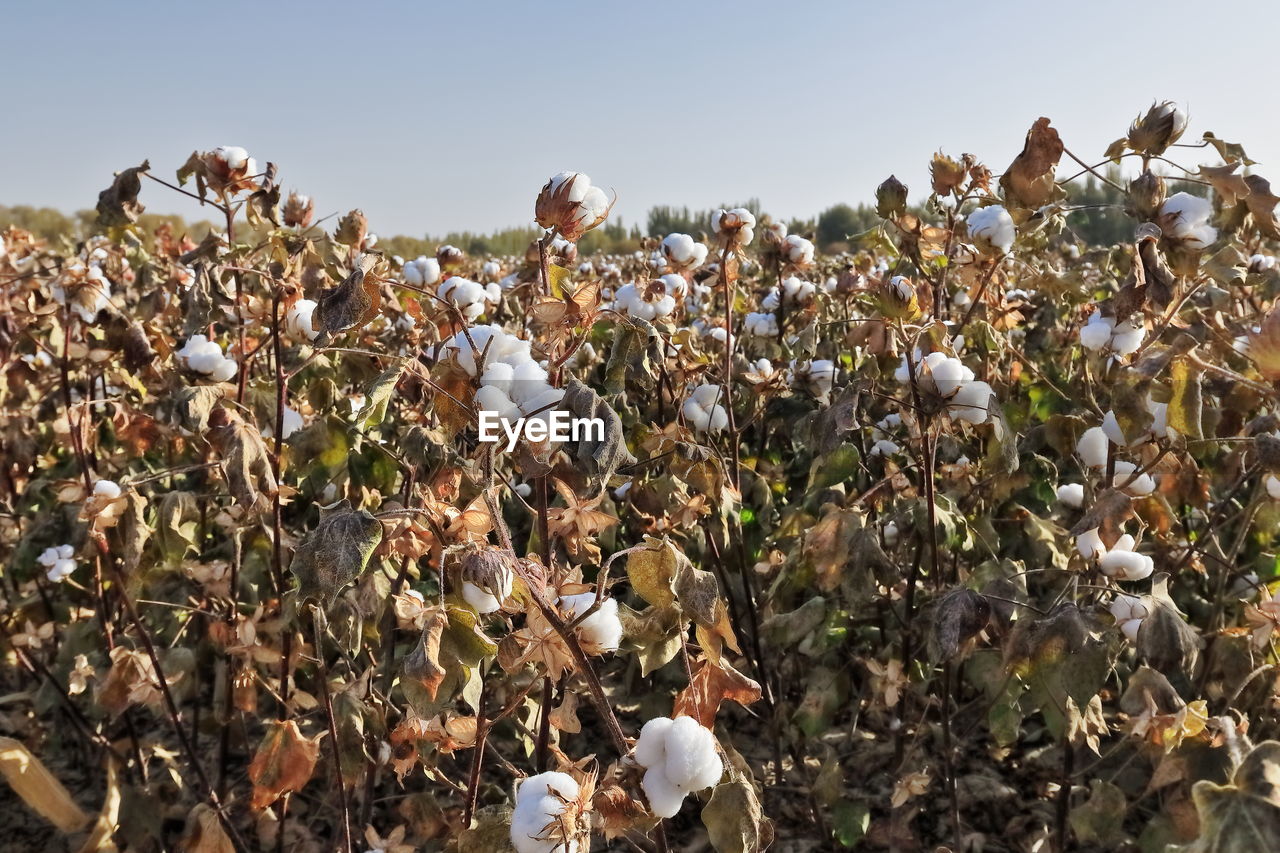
[[509, 362, 551, 406], [417, 257, 442, 286], [451, 325, 502, 376], [511, 771, 581, 853], [950, 380, 994, 424], [215, 146, 249, 171], [634, 717, 674, 768], [1076, 527, 1105, 561], [1109, 319, 1145, 355], [462, 577, 510, 614], [1101, 411, 1127, 446], [871, 439, 900, 457], [1267, 474, 1280, 500], [761, 289, 781, 312], [784, 234, 815, 266], [1110, 593, 1149, 641], [480, 361, 515, 395], [93, 479, 121, 500], [519, 387, 565, 420], [287, 299, 319, 341], [1077, 427, 1109, 469], [1079, 311, 1115, 351], [1100, 546, 1154, 581], [1161, 192, 1215, 248], [1112, 461, 1155, 496], [575, 185, 610, 226], [683, 384, 727, 433], [1148, 401, 1169, 440], [967, 205, 1016, 255], [485, 282, 501, 304], [38, 547, 63, 568], [658, 273, 687, 297], [482, 260, 501, 279], [662, 233, 707, 267], [280, 406, 304, 439], [475, 385, 522, 424], [952, 290, 972, 309], [780, 275, 816, 305], [1056, 483, 1085, 508], [928, 355, 967, 398], [744, 312, 779, 337], [515, 483, 532, 499], [47, 558, 78, 582], [209, 358, 238, 383], [883, 520, 900, 547], [558, 593, 623, 652], [643, 766, 687, 819], [662, 716, 723, 791]]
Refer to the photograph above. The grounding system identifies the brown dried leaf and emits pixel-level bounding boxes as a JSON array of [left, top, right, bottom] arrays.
[[247, 719, 321, 810]]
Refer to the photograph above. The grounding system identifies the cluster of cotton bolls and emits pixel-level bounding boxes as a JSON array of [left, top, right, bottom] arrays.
[[661, 233, 708, 270], [449, 324, 563, 440], [1109, 593, 1149, 641], [893, 350, 995, 425], [633, 716, 724, 818], [1076, 527, 1154, 580], [1075, 426, 1155, 496], [38, 545, 77, 583], [712, 208, 756, 246], [1079, 309, 1145, 355], [558, 593, 623, 654], [1249, 254, 1276, 273], [782, 234, 815, 266], [743, 311, 780, 338], [438, 276, 500, 320], [510, 771, 583, 853], [790, 359, 836, 402], [682, 384, 729, 432], [614, 275, 685, 322], [869, 414, 903, 457], [762, 276, 816, 311], [177, 335, 238, 382], [402, 255, 442, 287], [1159, 192, 1217, 249], [967, 205, 1016, 255], [286, 299, 318, 341]]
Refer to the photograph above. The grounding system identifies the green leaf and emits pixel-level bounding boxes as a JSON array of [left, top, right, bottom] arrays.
[[1069, 779, 1127, 846], [830, 800, 870, 848], [353, 360, 405, 429]]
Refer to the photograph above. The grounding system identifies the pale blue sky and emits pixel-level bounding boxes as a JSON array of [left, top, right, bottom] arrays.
[[4, 0, 1278, 237]]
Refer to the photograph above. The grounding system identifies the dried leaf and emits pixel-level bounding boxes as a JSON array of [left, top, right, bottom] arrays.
[[289, 500, 384, 607], [96, 161, 149, 227], [247, 720, 321, 810]]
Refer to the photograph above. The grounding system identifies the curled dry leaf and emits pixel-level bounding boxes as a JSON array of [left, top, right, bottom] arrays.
[[247, 719, 321, 810]]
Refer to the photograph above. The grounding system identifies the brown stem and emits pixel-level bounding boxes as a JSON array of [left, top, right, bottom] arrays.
[[311, 608, 353, 853]]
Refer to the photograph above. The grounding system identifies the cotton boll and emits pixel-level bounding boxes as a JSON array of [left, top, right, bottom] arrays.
[[1112, 461, 1155, 497], [658, 273, 687, 298], [1160, 192, 1216, 248], [1109, 319, 1145, 355], [280, 406, 304, 439], [642, 766, 687, 819], [509, 361, 551, 406], [783, 234, 815, 266], [93, 479, 122, 500], [744, 312, 779, 337], [1110, 593, 1149, 641], [967, 205, 1016, 255], [215, 146, 249, 171], [558, 593, 623, 653], [1076, 527, 1105, 561], [480, 361, 516, 395], [871, 439, 900, 457], [683, 384, 728, 432], [286, 299, 319, 341], [1077, 427, 1110, 469], [475, 384, 523, 425], [662, 716, 723, 791], [927, 355, 968, 398], [511, 771, 582, 853], [1056, 483, 1085, 508], [1100, 544, 1154, 581], [1079, 311, 1115, 351], [634, 717, 674, 768], [949, 380, 994, 424], [47, 558, 78, 582], [209, 357, 238, 383], [661, 233, 708, 268], [1267, 474, 1280, 500], [463, 581, 504, 614], [883, 520, 900, 547]]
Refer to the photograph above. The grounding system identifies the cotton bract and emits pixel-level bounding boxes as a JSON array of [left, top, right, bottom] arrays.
[[633, 716, 723, 818], [510, 771, 583, 853]]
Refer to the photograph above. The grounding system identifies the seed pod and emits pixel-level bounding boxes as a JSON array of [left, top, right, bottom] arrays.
[[1128, 170, 1167, 221], [460, 550, 516, 604], [1126, 101, 1188, 157], [930, 588, 992, 662], [875, 175, 909, 220], [333, 209, 368, 248], [436, 244, 466, 271], [930, 153, 967, 197], [282, 191, 315, 229], [289, 500, 384, 608], [1136, 574, 1201, 677]]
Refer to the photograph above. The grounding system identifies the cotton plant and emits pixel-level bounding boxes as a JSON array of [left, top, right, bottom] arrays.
[[177, 335, 239, 382], [632, 715, 724, 818], [51, 258, 113, 322], [682, 384, 729, 432], [893, 350, 996, 425], [510, 771, 586, 853], [37, 545, 77, 583], [535, 171, 612, 241], [711, 208, 756, 248]]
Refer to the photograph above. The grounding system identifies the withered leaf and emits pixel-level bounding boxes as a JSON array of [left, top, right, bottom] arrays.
[[930, 588, 992, 662], [1000, 117, 1065, 210], [96, 161, 149, 227], [247, 720, 320, 810], [288, 500, 384, 607], [208, 406, 277, 511], [313, 253, 383, 347], [560, 379, 637, 494], [674, 656, 762, 728], [402, 606, 449, 700]]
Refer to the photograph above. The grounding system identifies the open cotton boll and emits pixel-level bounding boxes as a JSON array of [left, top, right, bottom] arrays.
[[46, 557, 78, 582], [967, 205, 1016, 255], [558, 593, 623, 653], [286, 299, 319, 341], [404, 256, 442, 287], [510, 771, 582, 853], [923, 353, 970, 398], [1161, 192, 1217, 248], [683, 384, 728, 432], [784, 234, 815, 266], [744, 312, 779, 337], [1109, 319, 1145, 355], [1079, 311, 1115, 351], [1112, 461, 1155, 496], [475, 384, 523, 425], [209, 357, 238, 383], [1100, 539, 1154, 581], [949, 380, 994, 424], [658, 273, 688, 298], [1076, 426, 1110, 469], [1110, 593, 1149, 642], [480, 361, 516, 395], [463, 569, 513, 614], [661, 233, 708, 268], [94, 479, 122, 500], [215, 146, 250, 171], [633, 716, 723, 818], [780, 275, 816, 305], [1056, 483, 1085, 508], [508, 361, 551, 405], [1267, 474, 1280, 500], [1076, 527, 1105, 561]]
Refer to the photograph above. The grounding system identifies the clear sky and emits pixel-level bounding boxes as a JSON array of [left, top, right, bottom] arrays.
[[4, 0, 1278, 237]]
